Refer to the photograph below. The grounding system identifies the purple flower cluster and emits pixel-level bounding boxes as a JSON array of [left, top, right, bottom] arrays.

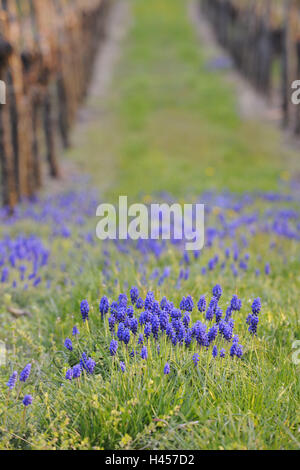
[[64, 338, 73, 351], [0, 235, 49, 290], [31, 283, 264, 388], [0, 185, 99, 291], [20, 363, 32, 383], [80, 300, 89, 322], [64, 351, 96, 382], [64, 285, 249, 380], [6, 366, 34, 408], [23, 395, 33, 407], [1, 185, 299, 298], [99, 296, 109, 319], [103, 285, 246, 361], [246, 297, 262, 335], [6, 371, 18, 390]]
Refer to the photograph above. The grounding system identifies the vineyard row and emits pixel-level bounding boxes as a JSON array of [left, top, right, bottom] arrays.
[[200, 0, 300, 135], [0, 0, 109, 210]]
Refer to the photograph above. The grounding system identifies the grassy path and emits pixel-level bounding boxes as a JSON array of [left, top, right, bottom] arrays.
[[68, 0, 299, 199], [0, 0, 299, 450]]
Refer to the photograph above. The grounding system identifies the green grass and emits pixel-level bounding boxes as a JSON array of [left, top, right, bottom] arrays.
[[68, 0, 298, 200], [0, 0, 299, 450]]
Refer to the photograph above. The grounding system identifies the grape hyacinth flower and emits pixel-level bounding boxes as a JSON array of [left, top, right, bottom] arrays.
[[159, 309, 169, 331], [80, 352, 88, 371], [136, 298, 144, 309], [117, 323, 125, 342], [86, 358, 96, 374], [184, 295, 194, 312], [192, 353, 199, 367], [7, 371, 18, 390], [166, 323, 175, 342], [109, 339, 118, 357], [80, 299, 89, 322], [152, 301, 160, 315], [23, 395, 33, 407], [197, 295, 206, 312], [205, 307, 214, 321], [212, 346, 218, 358], [144, 322, 152, 340], [116, 307, 126, 323], [72, 326, 79, 336], [65, 369, 73, 380], [20, 364, 31, 383], [145, 291, 155, 311], [122, 315, 129, 329], [252, 298, 261, 315], [118, 293, 127, 308], [130, 349, 135, 358], [110, 301, 119, 316], [64, 338, 73, 351], [160, 296, 167, 310], [183, 313, 190, 328], [212, 284, 222, 300], [179, 297, 186, 311], [225, 306, 232, 322], [215, 307, 223, 323], [120, 361, 126, 373], [138, 334, 144, 345], [72, 364, 81, 379], [235, 344, 243, 358], [99, 296, 109, 319], [230, 342, 237, 357], [193, 321, 209, 347], [230, 342, 243, 359], [209, 296, 218, 310], [122, 328, 131, 345], [208, 324, 218, 344], [130, 286, 139, 305], [219, 320, 234, 342], [141, 346, 148, 360], [108, 315, 116, 333], [164, 363, 170, 375], [220, 348, 226, 358], [151, 315, 160, 339], [139, 311, 147, 326], [127, 306, 134, 318], [230, 295, 242, 311], [185, 329, 192, 347], [247, 314, 259, 335], [177, 321, 186, 342], [129, 317, 138, 335], [171, 308, 181, 320]]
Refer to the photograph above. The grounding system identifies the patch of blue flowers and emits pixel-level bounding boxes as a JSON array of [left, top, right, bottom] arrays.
[[0, 235, 49, 289], [62, 284, 262, 380], [1, 185, 300, 292]]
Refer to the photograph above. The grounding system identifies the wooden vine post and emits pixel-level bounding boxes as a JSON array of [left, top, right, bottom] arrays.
[[32, 0, 60, 178], [0, 13, 17, 209], [0, 0, 108, 209], [0, 0, 32, 206], [200, 0, 300, 137]]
